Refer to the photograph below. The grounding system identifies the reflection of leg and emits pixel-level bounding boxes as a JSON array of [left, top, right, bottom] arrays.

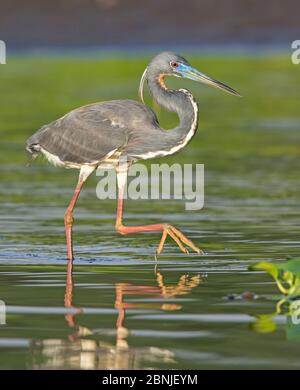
[[115, 283, 126, 328], [115, 283, 129, 349], [115, 168, 202, 255], [64, 267, 73, 309], [156, 270, 203, 298], [64, 245, 83, 340], [64, 262, 76, 330], [116, 308, 125, 329]]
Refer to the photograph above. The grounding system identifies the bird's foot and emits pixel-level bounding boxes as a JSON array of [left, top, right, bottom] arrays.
[[156, 224, 203, 256]]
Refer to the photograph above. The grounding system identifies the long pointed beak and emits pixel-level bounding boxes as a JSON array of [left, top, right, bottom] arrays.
[[183, 66, 241, 97]]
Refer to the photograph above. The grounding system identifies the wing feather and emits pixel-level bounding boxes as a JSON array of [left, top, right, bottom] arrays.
[[26, 100, 159, 164]]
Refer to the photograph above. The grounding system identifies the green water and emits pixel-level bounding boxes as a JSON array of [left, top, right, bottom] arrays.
[[0, 54, 300, 369]]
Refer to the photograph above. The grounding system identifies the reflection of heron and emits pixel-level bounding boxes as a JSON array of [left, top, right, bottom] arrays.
[[114, 270, 203, 348], [31, 266, 203, 369], [26, 52, 240, 265]]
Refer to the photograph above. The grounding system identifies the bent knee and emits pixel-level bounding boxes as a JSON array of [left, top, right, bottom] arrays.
[[115, 223, 127, 235], [64, 212, 74, 226]]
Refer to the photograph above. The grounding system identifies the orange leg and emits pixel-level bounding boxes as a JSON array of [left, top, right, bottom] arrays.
[[64, 168, 93, 264], [115, 168, 203, 255]]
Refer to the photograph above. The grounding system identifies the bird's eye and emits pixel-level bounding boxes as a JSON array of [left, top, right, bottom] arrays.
[[170, 61, 179, 69]]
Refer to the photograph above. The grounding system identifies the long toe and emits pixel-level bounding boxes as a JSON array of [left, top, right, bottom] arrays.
[[169, 226, 203, 254]]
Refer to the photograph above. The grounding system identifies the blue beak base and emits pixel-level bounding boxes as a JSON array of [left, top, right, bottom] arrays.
[[177, 63, 241, 97]]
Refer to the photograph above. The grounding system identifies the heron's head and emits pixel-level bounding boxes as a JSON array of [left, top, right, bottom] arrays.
[[139, 51, 241, 102]]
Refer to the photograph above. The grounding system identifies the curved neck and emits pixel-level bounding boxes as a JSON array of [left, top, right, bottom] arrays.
[[147, 73, 198, 142]]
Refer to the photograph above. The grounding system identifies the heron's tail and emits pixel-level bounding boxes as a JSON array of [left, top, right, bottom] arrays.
[[25, 142, 41, 166]]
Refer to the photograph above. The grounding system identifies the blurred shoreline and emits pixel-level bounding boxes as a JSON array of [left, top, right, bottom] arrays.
[[1, 0, 298, 50], [7, 43, 292, 58]]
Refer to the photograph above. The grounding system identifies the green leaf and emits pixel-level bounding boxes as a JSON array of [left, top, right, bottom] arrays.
[[249, 258, 300, 296], [279, 257, 300, 277], [249, 262, 279, 279]]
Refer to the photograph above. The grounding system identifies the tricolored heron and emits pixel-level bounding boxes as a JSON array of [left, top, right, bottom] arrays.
[[26, 52, 240, 266]]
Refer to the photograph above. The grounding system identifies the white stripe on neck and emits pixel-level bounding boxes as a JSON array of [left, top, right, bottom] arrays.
[[133, 89, 198, 160]]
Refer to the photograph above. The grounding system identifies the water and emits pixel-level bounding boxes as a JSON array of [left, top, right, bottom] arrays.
[[0, 55, 300, 369], [1, 177, 300, 369]]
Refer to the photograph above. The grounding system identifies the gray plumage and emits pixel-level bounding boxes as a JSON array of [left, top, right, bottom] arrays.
[[26, 52, 199, 167]]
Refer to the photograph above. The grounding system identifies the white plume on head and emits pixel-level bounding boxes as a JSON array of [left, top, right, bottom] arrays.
[[138, 67, 148, 104]]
